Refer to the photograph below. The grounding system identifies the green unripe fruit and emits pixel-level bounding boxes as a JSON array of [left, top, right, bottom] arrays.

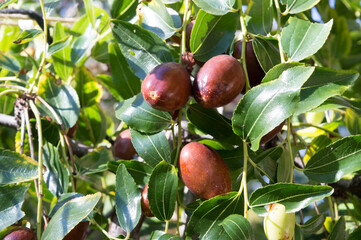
[[264, 203, 295, 240]]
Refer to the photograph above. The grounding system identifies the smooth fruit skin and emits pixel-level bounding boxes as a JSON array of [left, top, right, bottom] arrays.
[[141, 184, 154, 217], [233, 40, 265, 89], [264, 203, 295, 240], [3, 227, 37, 240], [113, 129, 136, 160], [186, 20, 195, 51], [193, 55, 245, 108], [179, 142, 232, 199], [63, 221, 89, 240], [142, 62, 191, 111], [260, 121, 285, 145]]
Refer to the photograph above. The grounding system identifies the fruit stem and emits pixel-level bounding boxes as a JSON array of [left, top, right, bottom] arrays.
[[241, 141, 249, 218], [238, 5, 251, 92], [165, 220, 170, 233], [286, 117, 294, 182], [173, 109, 183, 167], [29, 100, 44, 240], [180, 0, 191, 59], [274, 0, 286, 63], [28, 0, 48, 95]]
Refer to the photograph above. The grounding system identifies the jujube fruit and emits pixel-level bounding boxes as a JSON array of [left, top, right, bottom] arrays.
[[141, 184, 154, 217], [264, 203, 295, 240], [233, 39, 265, 89], [193, 55, 245, 108], [260, 121, 285, 145], [63, 221, 89, 240], [179, 142, 232, 199], [113, 129, 136, 160], [3, 227, 37, 240], [141, 62, 191, 111], [186, 20, 195, 51]]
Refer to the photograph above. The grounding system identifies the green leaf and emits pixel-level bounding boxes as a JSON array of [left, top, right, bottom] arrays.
[[91, 40, 109, 64], [52, 22, 73, 81], [328, 216, 345, 240], [159, 234, 183, 240], [43, 142, 69, 197], [0, 149, 38, 184], [115, 93, 172, 134], [277, 146, 293, 183], [148, 161, 178, 221], [97, 74, 122, 100], [349, 226, 361, 240], [47, 35, 72, 57], [0, 51, 21, 73], [280, 0, 320, 14], [192, 0, 236, 15], [140, 0, 178, 39], [299, 213, 326, 234], [346, 108, 361, 135], [304, 135, 361, 183], [131, 129, 171, 167], [110, 0, 137, 20], [0, 184, 29, 230], [41, 193, 101, 240], [72, 66, 103, 108], [330, 17, 352, 59], [232, 64, 314, 151], [245, 0, 273, 36], [107, 160, 152, 186], [36, 75, 80, 129], [71, 21, 98, 65], [13, 29, 42, 44], [187, 103, 241, 145], [108, 42, 141, 100], [319, 96, 361, 115], [0, 0, 17, 10], [111, 20, 174, 80], [84, 0, 95, 28], [76, 104, 107, 145], [252, 36, 281, 73], [281, 17, 333, 62], [115, 164, 141, 233], [186, 192, 244, 239], [76, 147, 113, 175], [44, 0, 60, 17], [48, 193, 84, 217], [296, 67, 359, 114], [249, 183, 333, 215], [219, 214, 254, 240], [190, 10, 238, 62]]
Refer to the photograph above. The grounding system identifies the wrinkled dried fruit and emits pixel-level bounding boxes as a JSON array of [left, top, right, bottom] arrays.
[[180, 142, 232, 199], [142, 62, 191, 111], [3, 227, 37, 240], [113, 129, 136, 160], [233, 39, 265, 90], [63, 221, 89, 240], [264, 203, 295, 240], [193, 55, 245, 108], [141, 184, 154, 217]]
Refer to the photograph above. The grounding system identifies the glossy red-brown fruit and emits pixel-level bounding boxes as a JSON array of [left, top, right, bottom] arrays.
[[63, 221, 89, 240], [142, 62, 191, 111], [186, 20, 195, 51], [113, 129, 136, 160], [260, 121, 285, 145], [233, 39, 265, 89], [180, 142, 232, 199], [193, 55, 245, 108], [3, 227, 37, 240], [141, 184, 154, 217]]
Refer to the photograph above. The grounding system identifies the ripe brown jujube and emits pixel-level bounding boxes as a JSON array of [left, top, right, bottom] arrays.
[[3, 227, 37, 240], [233, 39, 265, 89], [186, 20, 195, 51], [179, 142, 232, 199], [141, 62, 191, 111], [113, 129, 136, 160], [63, 221, 89, 240], [260, 121, 285, 145], [193, 55, 245, 108], [141, 184, 154, 217]]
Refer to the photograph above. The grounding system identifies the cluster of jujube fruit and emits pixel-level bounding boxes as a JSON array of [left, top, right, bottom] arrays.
[[112, 19, 283, 218]]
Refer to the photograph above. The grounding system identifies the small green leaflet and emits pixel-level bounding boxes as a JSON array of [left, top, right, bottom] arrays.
[[13, 29, 42, 44]]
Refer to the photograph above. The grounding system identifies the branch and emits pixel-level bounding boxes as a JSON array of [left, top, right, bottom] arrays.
[[0, 113, 93, 157]]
